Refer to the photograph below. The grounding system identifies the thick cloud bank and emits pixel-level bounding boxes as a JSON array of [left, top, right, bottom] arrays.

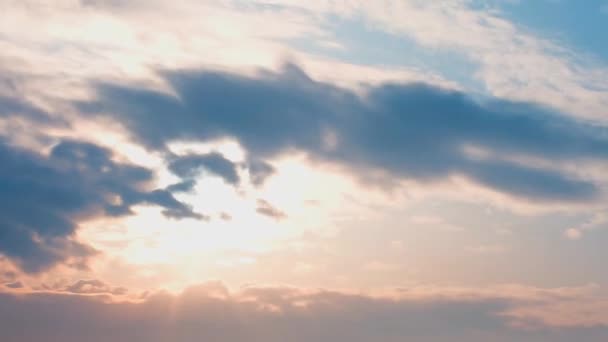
[[1, 283, 607, 342], [85, 64, 608, 203]]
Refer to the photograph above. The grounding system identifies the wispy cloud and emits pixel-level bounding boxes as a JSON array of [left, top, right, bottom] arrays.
[[251, 0, 608, 120], [565, 212, 608, 239], [256, 199, 287, 220]]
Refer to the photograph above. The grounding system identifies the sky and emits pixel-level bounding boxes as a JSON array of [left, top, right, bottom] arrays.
[[1, 0, 608, 341]]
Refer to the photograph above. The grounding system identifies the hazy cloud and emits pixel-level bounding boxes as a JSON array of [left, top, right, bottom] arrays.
[[0, 95, 54, 124], [64, 279, 128, 295], [4, 281, 23, 289], [165, 179, 197, 193], [256, 199, 287, 220], [0, 283, 606, 342]]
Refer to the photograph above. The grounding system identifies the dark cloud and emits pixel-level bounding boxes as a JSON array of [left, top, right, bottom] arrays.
[[248, 159, 276, 186], [0, 284, 606, 342], [256, 199, 287, 220], [83, 64, 608, 203], [0, 139, 202, 273], [165, 179, 197, 193], [466, 159, 598, 201], [168, 152, 240, 185]]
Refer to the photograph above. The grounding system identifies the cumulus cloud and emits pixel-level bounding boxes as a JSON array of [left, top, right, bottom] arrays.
[[0, 139, 202, 273], [0, 282, 607, 342], [83, 64, 608, 205]]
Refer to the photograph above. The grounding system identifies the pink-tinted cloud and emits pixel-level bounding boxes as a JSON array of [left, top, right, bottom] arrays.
[[0, 282, 607, 342]]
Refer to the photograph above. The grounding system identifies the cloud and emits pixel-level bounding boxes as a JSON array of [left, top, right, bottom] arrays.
[[83, 64, 608, 205], [165, 179, 197, 193], [248, 159, 275, 186], [256, 199, 287, 220], [0, 282, 607, 342], [168, 152, 240, 185], [267, 0, 608, 120], [3, 281, 23, 289], [0, 270, 16, 283], [564, 213, 608, 240], [4, 0, 608, 124], [64, 279, 128, 295], [0, 138, 202, 273]]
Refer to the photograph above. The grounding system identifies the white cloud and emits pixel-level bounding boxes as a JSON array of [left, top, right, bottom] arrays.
[[3, 0, 608, 125], [0, 0, 454, 109]]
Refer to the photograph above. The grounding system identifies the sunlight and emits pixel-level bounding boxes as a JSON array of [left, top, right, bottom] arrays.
[[79, 151, 372, 278]]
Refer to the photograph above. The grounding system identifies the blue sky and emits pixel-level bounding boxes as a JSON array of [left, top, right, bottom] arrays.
[[1, 1, 608, 341], [487, 0, 608, 61]]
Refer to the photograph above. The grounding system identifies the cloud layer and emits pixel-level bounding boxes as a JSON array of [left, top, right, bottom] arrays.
[[1, 282, 607, 342], [84, 64, 608, 204]]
